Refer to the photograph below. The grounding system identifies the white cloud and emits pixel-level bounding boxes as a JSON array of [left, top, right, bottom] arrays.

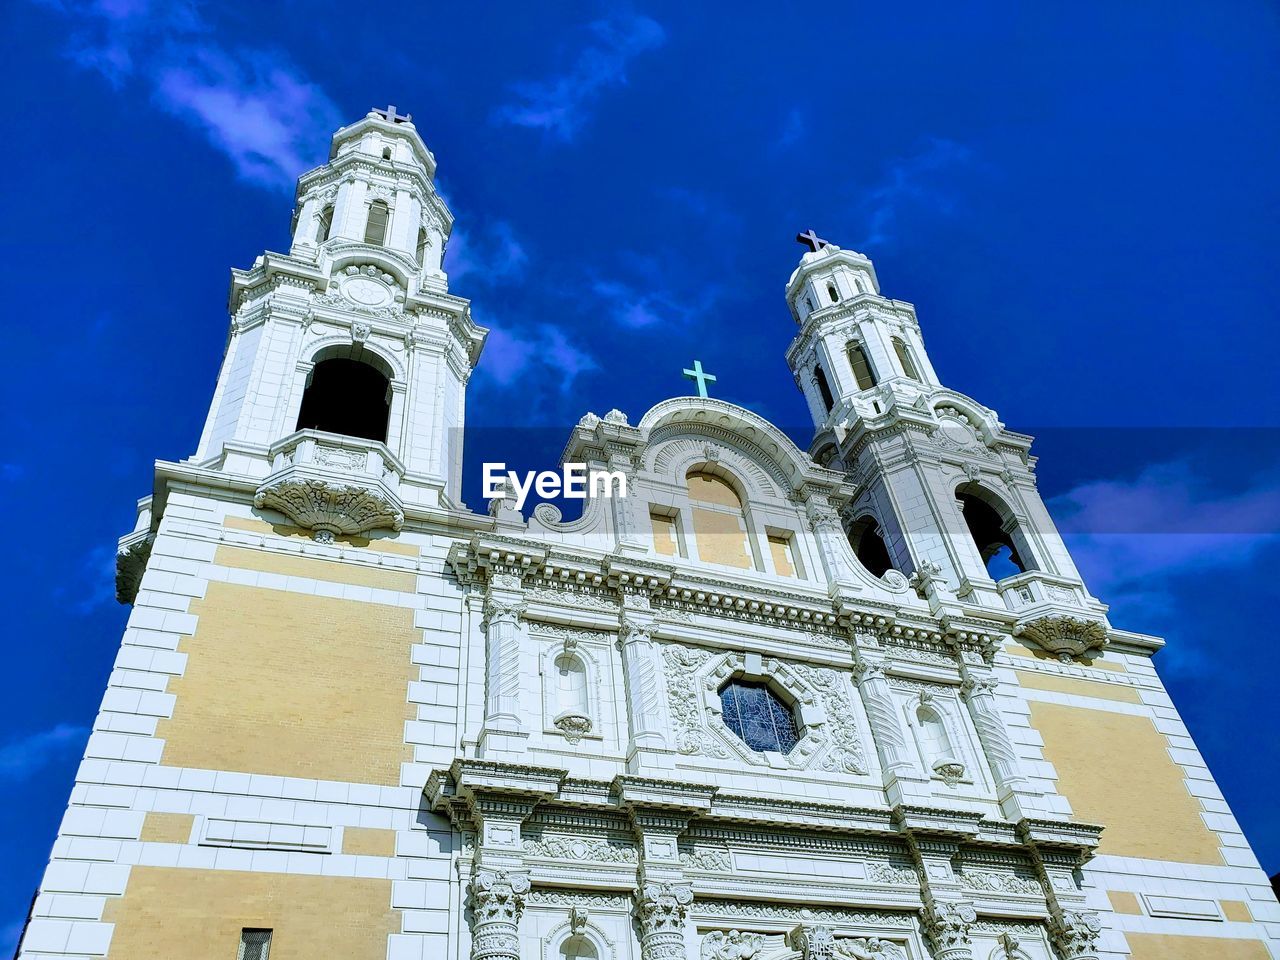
[[857, 137, 975, 249], [478, 325, 597, 392], [0, 723, 88, 781], [494, 12, 666, 141], [444, 221, 530, 286], [34, 0, 340, 191]]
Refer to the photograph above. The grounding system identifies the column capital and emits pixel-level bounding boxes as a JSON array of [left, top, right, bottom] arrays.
[[1048, 909, 1103, 960], [635, 881, 693, 960], [920, 900, 976, 960]]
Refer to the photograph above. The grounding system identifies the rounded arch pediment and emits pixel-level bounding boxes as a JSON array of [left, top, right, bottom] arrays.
[[303, 335, 405, 382]]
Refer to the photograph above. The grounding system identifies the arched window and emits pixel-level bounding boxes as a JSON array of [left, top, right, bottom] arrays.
[[316, 205, 334, 243], [381, 146, 392, 160], [892, 337, 921, 381], [916, 703, 954, 764], [957, 485, 1033, 578], [827, 281, 840, 303], [848, 516, 893, 578], [364, 199, 390, 246], [814, 365, 835, 412], [560, 935, 599, 960], [416, 226, 429, 265], [847, 342, 878, 390], [719, 680, 799, 754], [687, 470, 754, 570], [554, 654, 589, 717], [296, 356, 391, 443]]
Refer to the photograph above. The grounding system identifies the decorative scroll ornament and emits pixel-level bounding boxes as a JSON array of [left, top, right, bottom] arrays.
[[636, 882, 693, 960], [1013, 615, 1107, 662], [553, 710, 593, 744], [701, 930, 765, 960], [1048, 910, 1103, 960], [254, 476, 403, 540], [468, 870, 530, 960], [921, 901, 976, 960]]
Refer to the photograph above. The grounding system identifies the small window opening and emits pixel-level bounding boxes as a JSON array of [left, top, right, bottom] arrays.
[[958, 490, 1029, 578], [827, 281, 840, 303], [847, 342, 878, 390], [848, 517, 893, 578], [767, 531, 801, 578], [296, 357, 391, 443], [804, 295, 815, 312], [650, 507, 685, 558], [814, 365, 835, 412], [719, 680, 799, 754], [382, 146, 392, 160], [416, 226, 429, 265], [893, 337, 921, 381], [917, 705, 955, 764], [364, 199, 390, 246], [239, 929, 272, 960], [317, 205, 334, 243]]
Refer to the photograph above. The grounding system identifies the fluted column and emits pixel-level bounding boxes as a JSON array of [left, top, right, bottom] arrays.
[[959, 673, 1025, 790], [478, 573, 528, 757], [609, 451, 646, 555], [635, 881, 692, 960], [468, 869, 529, 960], [852, 657, 914, 776], [806, 495, 857, 585], [619, 617, 672, 760]]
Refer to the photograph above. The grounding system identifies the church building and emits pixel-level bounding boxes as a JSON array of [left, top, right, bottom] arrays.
[[16, 108, 1280, 960]]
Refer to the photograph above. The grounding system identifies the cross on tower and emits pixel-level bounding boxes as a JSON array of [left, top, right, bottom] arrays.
[[795, 229, 830, 252], [373, 104, 412, 124], [682, 359, 717, 399]]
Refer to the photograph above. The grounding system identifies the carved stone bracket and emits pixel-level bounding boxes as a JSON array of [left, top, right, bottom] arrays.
[[1013, 615, 1107, 662], [1047, 910, 1103, 960], [254, 476, 403, 540]]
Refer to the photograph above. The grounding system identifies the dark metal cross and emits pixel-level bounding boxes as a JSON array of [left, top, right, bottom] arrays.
[[374, 104, 412, 123], [795, 229, 830, 252]]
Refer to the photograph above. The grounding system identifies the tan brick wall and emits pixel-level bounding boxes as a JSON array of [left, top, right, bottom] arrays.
[[1015, 670, 1141, 703], [1222, 901, 1255, 923], [1107, 890, 1143, 915], [138, 812, 195, 844], [101, 866, 397, 959], [1029, 702, 1222, 864], [214, 543, 417, 592], [223, 516, 420, 557], [1123, 933, 1270, 959], [156, 581, 416, 784], [343, 827, 397, 857]]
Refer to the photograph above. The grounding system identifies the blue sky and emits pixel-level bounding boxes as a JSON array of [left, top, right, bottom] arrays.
[[1, 0, 1278, 947]]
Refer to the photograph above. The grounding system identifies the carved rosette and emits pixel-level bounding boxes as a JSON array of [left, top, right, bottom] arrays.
[[921, 901, 976, 960], [1048, 910, 1102, 960], [1013, 616, 1107, 662], [254, 476, 403, 539], [635, 882, 693, 960], [468, 870, 530, 960]]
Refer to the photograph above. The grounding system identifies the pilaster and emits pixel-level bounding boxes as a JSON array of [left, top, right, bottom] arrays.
[[478, 571, 529, 759]]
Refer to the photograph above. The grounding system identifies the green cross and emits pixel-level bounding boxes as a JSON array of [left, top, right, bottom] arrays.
[[682, 359, 717, 398]]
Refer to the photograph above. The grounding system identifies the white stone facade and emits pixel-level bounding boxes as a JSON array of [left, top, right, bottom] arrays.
[[16, 112, 1280, 960]]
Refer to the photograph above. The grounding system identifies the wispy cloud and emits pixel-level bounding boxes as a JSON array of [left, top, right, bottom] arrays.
[[0, 723, 88, 781], [775, 107, 806, 151], [1049, 461, 1280, 634], [479, 325, 598, 392], [857, 137, 976, 249], [444, 221, 530, 286], [494, 11, 666, 141], [34, 0, 339, 190]]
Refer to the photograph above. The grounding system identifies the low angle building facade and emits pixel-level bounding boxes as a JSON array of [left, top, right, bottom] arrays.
[[17, 110, 1280, 959]]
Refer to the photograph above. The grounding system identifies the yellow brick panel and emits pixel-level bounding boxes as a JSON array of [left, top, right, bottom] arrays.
[[1107, 890, 1143, 915], [214, 543, 417, 592], [101, 866, 396, 959], [223, 516, 420, 556], [767, 535, 796, 577], [156, 582, 416, 784], [1029, 702, 1222, 864], [343, 827, 397, 857], [138, 812, 195, 844], [687, 473, 743, 508], [1124, 933, 1270, 959], [1015, 670, 1141, 703], [1222, 900, 1254, 923], [650, 513, 679, 557], [692, 508, 753, 569], [1004, 642, 1127, 672]]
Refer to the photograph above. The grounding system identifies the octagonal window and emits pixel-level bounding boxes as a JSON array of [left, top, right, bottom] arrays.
[[719, 680, 799, 754]]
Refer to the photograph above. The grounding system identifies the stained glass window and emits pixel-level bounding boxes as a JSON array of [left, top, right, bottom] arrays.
[[719, 681, 799, 754]]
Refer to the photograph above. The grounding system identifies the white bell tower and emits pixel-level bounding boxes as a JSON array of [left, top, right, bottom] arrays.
[[785, 233, 1111, 655], [189, 106, 487, 535]]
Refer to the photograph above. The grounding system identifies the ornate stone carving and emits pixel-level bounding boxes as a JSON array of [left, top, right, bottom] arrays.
[[932, 758, 967, 786], [663, 645, 729, 758], [254, 476, 403, 539], [1048, 910, 1102, 960], [1013, 616, 1107, 662], [921, 901, 976, 960], [679, 844, 732, 871], [833, 939, 905, 960], [468, 870, 529, 960], [521, 834, 636, 864], [701, 930, 764, 960], [553, 711, 593, 744], [789, 925, 836, 960], [865, 860, 920, 885], [958, 868, 1043, 896], [794, 665, 870, 775], [635, 882, 692, 960]]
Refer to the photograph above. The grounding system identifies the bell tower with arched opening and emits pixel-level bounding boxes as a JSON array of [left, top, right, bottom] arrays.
[[191, 107, 486, 531], [784, 236, 1109, 647]]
